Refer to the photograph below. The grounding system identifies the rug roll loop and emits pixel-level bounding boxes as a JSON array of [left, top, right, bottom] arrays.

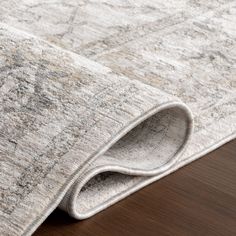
[[59, 102, 193, 219]]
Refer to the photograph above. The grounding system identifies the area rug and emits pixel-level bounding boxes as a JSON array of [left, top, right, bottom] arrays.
[[0, 1, 236, 235]]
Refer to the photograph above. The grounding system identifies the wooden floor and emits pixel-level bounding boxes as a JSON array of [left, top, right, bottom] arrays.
[[34, 139, 236, 236]]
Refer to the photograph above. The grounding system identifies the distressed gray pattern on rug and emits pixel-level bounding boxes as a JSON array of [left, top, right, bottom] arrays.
[[0, 1, 236, 235]]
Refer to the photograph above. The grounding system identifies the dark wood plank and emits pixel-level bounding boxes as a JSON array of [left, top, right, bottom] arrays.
[[34, 139, 236, 236]]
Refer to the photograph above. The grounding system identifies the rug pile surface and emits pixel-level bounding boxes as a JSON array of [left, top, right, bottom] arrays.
[[0, 1, 236, 235]]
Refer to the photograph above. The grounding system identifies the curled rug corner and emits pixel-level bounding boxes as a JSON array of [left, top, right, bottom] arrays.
[[0, 23, 192, 236], [59, 101, 193, 219]]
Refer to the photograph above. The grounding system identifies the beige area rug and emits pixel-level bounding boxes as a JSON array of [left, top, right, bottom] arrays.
[[0, 1, 236, 235]]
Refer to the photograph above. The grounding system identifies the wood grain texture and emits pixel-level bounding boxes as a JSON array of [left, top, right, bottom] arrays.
[[34, 139, 236, 236]]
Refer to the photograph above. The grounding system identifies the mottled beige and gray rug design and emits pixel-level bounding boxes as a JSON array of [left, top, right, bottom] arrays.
[[0, 1, 236, 235]]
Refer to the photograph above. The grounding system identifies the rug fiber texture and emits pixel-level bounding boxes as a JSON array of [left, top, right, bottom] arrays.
[[0, 1, 236, 235]]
